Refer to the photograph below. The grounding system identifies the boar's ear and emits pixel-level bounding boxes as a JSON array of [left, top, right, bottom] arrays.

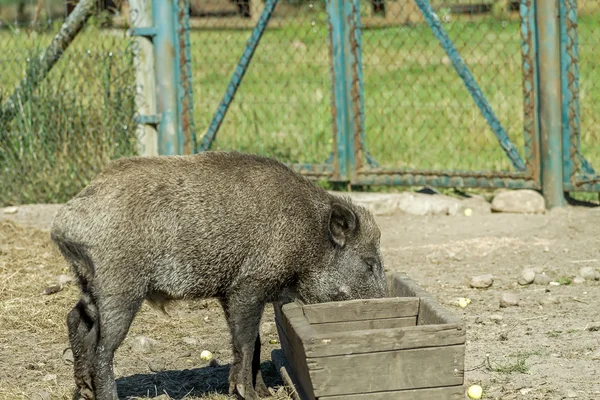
[[328, 202, 357, 247]]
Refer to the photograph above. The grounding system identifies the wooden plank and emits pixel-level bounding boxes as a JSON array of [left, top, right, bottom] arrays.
[[308, 345, 465, 397], [271, 349, 302, 400], [321, 385, 466, 400], [274, 302, 318, 399], [389, 273, 462, 325], [311, 316, 416, 335], [301, 297, 419, 324], [305, 323, 465, 358]]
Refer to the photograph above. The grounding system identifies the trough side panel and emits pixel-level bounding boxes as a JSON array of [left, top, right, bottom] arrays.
[[311, 316, 417, 334], [301, 297, 419, 324], [274, 303, 317, 399], [389, 273, 462, 325], [320, 385, 466, 400], [306, 323, 465, 357], [308, 344, 465, 397]]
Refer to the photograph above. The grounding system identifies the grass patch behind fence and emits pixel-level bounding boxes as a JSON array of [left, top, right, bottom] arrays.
[[1, 9, 600, 206]]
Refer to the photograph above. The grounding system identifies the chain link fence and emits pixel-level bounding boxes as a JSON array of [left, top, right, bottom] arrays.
[[577, 0, 600, 174], [0, 0, 137, 206], [191, 0, 333, 164]]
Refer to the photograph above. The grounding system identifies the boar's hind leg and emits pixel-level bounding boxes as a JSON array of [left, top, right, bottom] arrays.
[[92, 292, 143, 400], [67, 293, 99, 400]]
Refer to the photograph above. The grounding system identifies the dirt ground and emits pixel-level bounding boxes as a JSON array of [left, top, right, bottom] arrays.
[[1, 202, 600, 400]]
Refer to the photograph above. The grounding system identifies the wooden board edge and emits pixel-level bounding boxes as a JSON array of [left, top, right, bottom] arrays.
[[306, 323, 466, 358], [318, 384, 467, 399], [301, 297, 420, 324], [389, 272, 463, 326], [271, 349, 304, 400]]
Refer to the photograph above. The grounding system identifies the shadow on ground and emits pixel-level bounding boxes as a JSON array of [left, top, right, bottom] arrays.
[[116, 361, 283, 399]]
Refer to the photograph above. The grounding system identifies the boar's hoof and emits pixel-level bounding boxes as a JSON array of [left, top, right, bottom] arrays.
[[235, 383, 259, 400]]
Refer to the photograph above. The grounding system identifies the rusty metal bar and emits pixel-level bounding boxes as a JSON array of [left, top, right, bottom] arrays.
[[326, 0, 365, 182], [197, 0, 278, 152], [153, 0, 182, 155], [536, 0, 566, 207], [520, 0, 541, 184]]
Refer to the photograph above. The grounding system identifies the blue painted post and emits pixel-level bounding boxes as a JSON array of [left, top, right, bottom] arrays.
[[326, 0, 365, 182], [536, 0, 566, 208], [152, 0, 183, 155]]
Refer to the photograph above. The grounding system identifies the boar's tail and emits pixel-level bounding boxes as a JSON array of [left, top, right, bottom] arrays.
[[50, 232, 95, 289]]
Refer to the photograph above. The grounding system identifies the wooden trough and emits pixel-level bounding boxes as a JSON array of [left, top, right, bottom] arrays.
[[272, 273, 466, 400]]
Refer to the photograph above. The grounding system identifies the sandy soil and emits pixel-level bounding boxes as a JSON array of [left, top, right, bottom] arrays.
[[1, 203, 600, 400]]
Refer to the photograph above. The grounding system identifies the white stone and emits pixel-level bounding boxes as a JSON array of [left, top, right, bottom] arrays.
[[491, 189, 545, 214]]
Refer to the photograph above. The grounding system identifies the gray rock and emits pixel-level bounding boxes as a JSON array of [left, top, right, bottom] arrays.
[[539, 295, 560, 306], [533, 273, 552, 285], [56, 274, 74, 285], [573, 276, 586, 284], [591, 349, 600, 360], [331, 191, 466, 216], [579, 267, 599, 281], [489, 314, 504, 323], [500, 292, 519, 307], [149, 358, 166, 372], [182, 337, 198, 346], [130, 336, 158, 354], [518, 268, 536, 285], [491, 189, 545, 214], [3, 206, 18, 214], [585, 322, 600, 332], [42, 284, 63, 295], [470, 274, 494, 289]]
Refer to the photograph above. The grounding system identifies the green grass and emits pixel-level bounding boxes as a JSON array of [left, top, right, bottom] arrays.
[[2, 8, 600, 205]]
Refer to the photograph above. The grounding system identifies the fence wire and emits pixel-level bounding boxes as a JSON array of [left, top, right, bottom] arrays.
[[577, 0, 600, 176], [192, 0, 333, 164], [0, 2, 137, 206]]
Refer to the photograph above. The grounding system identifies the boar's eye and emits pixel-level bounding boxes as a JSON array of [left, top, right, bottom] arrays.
[[364, 258, 378, 272]]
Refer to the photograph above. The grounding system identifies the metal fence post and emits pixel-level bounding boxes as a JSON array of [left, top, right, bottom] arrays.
[[536, 0, 566, 208], [129, 0, 158, 156], [326, 0, 365, 183], [152, 0, 182, 155]]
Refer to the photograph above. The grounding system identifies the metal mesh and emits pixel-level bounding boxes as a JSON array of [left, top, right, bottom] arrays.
[[576, 0, 600, 175], [0, 1, 137, 206], [191, 0, 332, 164], [361, 0, 525, 172]]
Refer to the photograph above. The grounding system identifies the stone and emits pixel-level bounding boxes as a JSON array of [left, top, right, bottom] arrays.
[[579, 267, 599, 281], [42, 374, 57, 382], [573, 276, 586, 284], [182, 337, 198, 346], [533, 273, 552, 285], [539, 296, 560, 306], [489, 314, 504, 323], [3, 206, 18, 214], [329, 191, 466, 217], [42, 284, 63, 295], [500, 292, 519, 307], [149, 358, 166, 372], [585, 322, 600, 332], [518, 268, 536, 285], [56, 274, 74, 285], [591, 349, 600, 360], [490, 189, 545, 214], [470, 274, 494, 289], [130, 336, 158, 354]]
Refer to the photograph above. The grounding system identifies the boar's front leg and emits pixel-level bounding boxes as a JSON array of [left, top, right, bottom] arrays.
[[224, 294, 267, 400]]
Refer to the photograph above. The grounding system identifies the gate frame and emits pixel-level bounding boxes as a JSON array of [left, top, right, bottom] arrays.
[[138, 0, 597, 209]]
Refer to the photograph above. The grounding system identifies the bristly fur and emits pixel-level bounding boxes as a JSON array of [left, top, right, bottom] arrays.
[[51, 151, 387, 400]]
